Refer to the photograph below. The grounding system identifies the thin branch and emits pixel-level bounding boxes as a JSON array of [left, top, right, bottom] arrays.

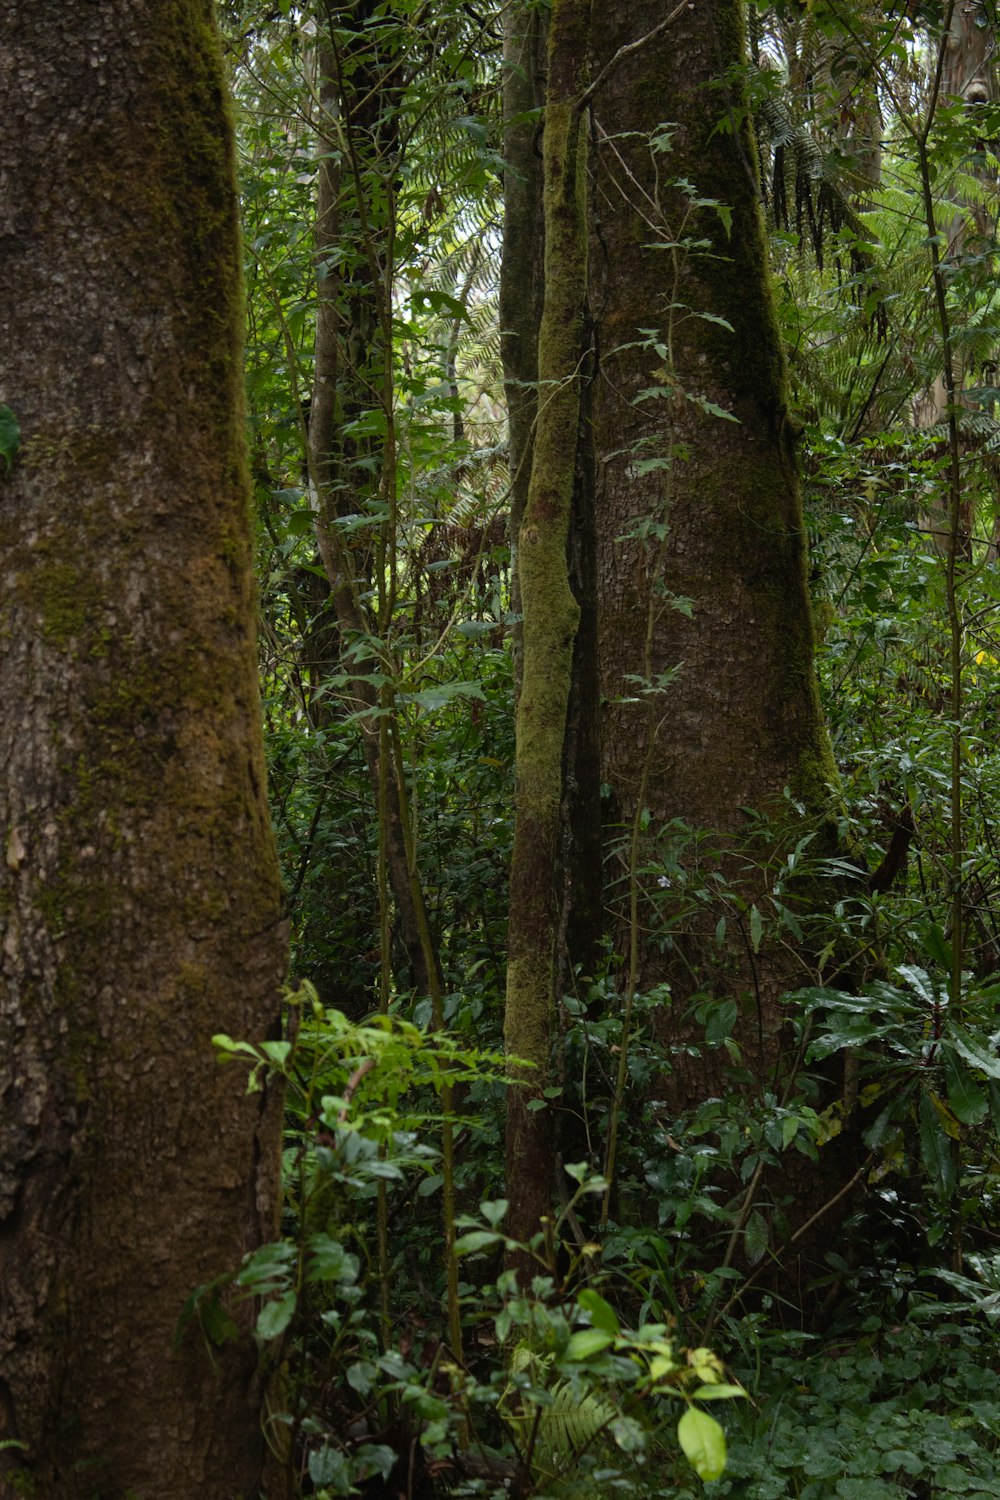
[[706, 1159, 872, 1334], [575, 0, 690, 113]]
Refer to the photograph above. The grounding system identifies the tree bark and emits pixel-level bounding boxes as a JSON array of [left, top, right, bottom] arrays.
[[913, 0, 997, 557], [504, 0, 590, 1260], [0, 4, 287, 1494], [590, 0, 840, 1100], [500, 0, 547, 602], [501, 2, 602, 996]]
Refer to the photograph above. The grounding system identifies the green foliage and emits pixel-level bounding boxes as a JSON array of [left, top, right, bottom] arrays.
[[706, 1320, 1000, 1499], [494, 1282, 743, 1491], [212, 998, 744, 1497], [789, 961, 1000, 1243], [214, 2, 1000, 1494]]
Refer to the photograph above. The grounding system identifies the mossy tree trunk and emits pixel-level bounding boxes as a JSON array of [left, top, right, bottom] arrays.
[[501, 0, 603, 999], [504, 0, 590, 1258], [590, 0, 840, 1115], [0, 3, 287, 1494]]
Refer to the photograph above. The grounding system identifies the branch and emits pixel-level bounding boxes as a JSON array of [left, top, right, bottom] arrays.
[[575, 0, 689, 113]]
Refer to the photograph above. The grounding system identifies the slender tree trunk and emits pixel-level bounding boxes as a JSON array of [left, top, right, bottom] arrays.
[[308, 23, 439, 996], [502, 0, 602, 999], [0, 4, 287, 1494], [501, 1, 548, 590], [914, 0, 997, 556], [560, 334, 603, 989], [504, 0, 590, 1260]]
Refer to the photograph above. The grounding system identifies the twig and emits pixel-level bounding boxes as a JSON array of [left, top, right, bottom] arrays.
[[706, 1159, 871, 1334], [576, 0, 690, 113]]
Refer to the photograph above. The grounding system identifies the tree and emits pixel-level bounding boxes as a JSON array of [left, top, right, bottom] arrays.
[[137, 3, 1000, 1488], [913, 0, 998, 559], [307, 8, 441, 998], [503, 0, 591, 1254], [0, 4, 287, 1493], [498, 0, 853, 1271], [590, 0, 840, 1080]]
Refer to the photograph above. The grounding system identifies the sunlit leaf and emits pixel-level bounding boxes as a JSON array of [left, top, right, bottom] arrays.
[[678, 1406, 727, 1480], [563, 1328, 615, 1360]]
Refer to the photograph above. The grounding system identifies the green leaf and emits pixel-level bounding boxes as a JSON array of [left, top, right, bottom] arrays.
[[480, 1198, 508, 1228], [454, 619, 499, 639], [698, 305, 733, 327], [689, 1382, 747, 1401], [919, 1090, 956, 1200], [176, 1280, 239, 1348], [895, 964, 936, 1005], [259, 1040, 292, 1069], [212, 1034, 262, 1061], [563, 1327, 615, 1360], [398, 679, 485, 712], [777, 902, 804, 941], [986, 1079, 1000, 1138], [307, 1235, 360, 1283], [355, 1444, 396, 1482], [308, 1447, 351, 1489], [943, 1046, 988, 1125], [413, 288, 471, 322], [284, 507, 318, 538], [201, 1297, 239, 1346], [950, 1026, 1000, 1082], [452, 1229, 503, 1256], [749, 903, 763, 953], [0, 405, 20, 471], [363, 1159, 405, 1181], [577, 1288, 620, 1335], [678, 1406, 727, 1481], [236, 1240, 295, 1290], [690, 395, 740, 423], [923, 923, 954, 972], [346, 1359, 377, 1396], [705, 997, 738, 1044], [256, 1291, 296, 1341], [744, 1208, 769, 1265]]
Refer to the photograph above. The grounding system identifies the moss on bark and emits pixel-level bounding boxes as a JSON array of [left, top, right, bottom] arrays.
[[504, 0, 590, 1254], [590, 0, 841, 1075], [0, 3, 287, 1493]]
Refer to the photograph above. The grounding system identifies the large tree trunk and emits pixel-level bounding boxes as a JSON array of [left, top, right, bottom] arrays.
[[589, 0, 844, 1186], [0, 4, 287, 1494]]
